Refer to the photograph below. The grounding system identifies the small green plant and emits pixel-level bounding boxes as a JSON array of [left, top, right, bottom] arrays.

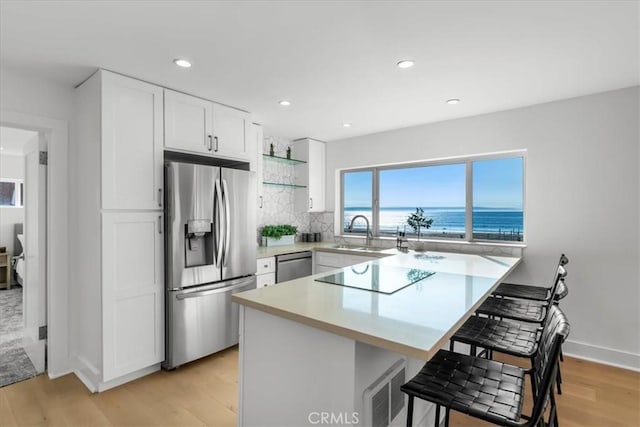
[[406, 208, 433, 237], [261, 224, 298, 240]]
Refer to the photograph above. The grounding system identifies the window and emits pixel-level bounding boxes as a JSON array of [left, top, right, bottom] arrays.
[[340, 153, 525, 243], [0, 179, 24, 207], [342, 170, 373, 233], [472, 158, 524, 241], [379, 164, 466, 238]]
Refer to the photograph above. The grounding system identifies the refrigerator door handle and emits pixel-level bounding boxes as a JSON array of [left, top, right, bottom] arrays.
[[222, 178, 231, 267], [214, 178, 224, 268], [175, 280, 252, 300]]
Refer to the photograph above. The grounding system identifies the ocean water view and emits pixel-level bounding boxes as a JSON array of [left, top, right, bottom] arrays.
[[344, 207, 523, 241]]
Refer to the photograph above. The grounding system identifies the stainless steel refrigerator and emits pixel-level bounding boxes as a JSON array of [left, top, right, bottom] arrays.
[[163, 160, 256, 369]]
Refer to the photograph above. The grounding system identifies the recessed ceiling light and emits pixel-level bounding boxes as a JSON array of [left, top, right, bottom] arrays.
[[173, 58, 192, 68], [446, 98, 461, 105], [343, 123, 352, 128], [279, 100, 291, 106], [397, 60, 415, 69]]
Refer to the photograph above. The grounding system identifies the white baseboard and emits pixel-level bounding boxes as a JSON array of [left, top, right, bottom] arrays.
[[563, 339, 640, 372], [96, 364, 160, 392], [47, 369, 72, 380], [73, 354, 100, 392], [72, 354, 161, 392]]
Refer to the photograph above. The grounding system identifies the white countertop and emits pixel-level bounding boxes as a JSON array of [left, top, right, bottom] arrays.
[[256, 242, 335, 258], [256, 241, 396, 258], [234, 250, 521, 360]]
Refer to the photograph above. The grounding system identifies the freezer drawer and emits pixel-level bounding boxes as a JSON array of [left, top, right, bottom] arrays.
[[164, 276, 256, 369]]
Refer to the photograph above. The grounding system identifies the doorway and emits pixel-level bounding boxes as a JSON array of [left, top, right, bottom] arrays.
[[0, 125, 47, 387]]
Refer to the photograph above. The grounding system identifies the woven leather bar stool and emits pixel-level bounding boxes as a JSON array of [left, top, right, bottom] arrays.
[[450, 299, 567, 400], [493, 254, 569, 301], [475, 275, 567, 324], [402, 305, 569, 427]]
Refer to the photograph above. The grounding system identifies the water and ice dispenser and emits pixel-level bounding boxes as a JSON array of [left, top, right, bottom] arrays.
[[184, 219, 214, 268]]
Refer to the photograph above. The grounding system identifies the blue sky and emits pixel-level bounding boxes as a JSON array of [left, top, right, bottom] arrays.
[[344, 157, 523, 209]]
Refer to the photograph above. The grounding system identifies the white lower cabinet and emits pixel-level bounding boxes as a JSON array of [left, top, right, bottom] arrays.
[[256, 257, 276, 288], [102, 212, 164, 381]]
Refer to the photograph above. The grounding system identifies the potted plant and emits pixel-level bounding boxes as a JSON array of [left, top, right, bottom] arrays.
[[406, 208, 433, 241], [261, 224, 298, 247]]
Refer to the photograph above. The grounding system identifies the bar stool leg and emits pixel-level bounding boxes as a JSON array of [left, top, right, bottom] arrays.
[[556, 361, 563, 395], [434, 404, 440, 427], [444, 407, 450, 427], [406, 395, 414, 427]]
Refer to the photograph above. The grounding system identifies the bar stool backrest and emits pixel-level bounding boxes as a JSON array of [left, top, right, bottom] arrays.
[[545, 264, 567, 304], [506, 305, 570, 427]]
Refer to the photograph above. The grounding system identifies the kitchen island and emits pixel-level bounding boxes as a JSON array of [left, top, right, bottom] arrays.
[[233, 250, 520, 427]]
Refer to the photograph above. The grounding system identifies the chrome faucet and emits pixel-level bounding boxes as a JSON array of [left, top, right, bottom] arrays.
[[348, 215, 373, 247]]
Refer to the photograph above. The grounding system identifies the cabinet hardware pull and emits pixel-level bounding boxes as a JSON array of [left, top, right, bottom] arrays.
[[158, 188, 162, 207], [158, 216, 162, 234], [214, 136, 219, 152], [259, 195, 263, 208], [309, 197, 313, 209], [207, 135, 213, 151]]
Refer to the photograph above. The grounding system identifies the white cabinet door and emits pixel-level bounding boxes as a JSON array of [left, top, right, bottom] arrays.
[[256, 273, 276, 288], [164, 89, 214, 154], [256, 257, 276, 275], [251, 123, 264, 209], [102, 72, 163, 210], [307, 139, 326, 212], [212, 103, 250, 160], [102, 212, 164, 381], [293, 138, 325, 212]]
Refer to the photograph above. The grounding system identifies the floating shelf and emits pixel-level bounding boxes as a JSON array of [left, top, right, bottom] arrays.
[[263, 181, 307, 189], [262, 154, 306, 165]]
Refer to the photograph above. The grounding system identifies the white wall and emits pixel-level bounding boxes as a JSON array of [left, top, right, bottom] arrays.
[[326, 87, 640, 369], [0, 66, 74, 377], [0, 152, 26, 257]]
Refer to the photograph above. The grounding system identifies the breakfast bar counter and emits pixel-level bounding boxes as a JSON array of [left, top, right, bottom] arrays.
[[233, 250, 520, 427]]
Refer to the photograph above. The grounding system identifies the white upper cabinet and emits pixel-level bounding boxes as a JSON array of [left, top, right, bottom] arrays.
[[293, 138, 326, 212], [212, 103, 250, 159], [164, 89, 250, 161], [164, 89, 213, 154], [102, 73, 163, 210]]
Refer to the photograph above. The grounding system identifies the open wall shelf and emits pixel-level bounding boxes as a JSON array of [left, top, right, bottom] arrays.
[[262, 154, 306, 165], [263, 181, 307, 189]]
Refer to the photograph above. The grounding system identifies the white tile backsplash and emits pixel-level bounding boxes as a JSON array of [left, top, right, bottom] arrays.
[[258, 135, 334, 244]]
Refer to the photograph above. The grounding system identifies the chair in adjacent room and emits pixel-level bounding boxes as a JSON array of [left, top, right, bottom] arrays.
[[402, 305, 569, 427]]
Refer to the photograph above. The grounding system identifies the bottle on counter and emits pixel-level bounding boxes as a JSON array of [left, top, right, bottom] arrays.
[[286, 146, 291, 159], [269, 143, 274, 156]]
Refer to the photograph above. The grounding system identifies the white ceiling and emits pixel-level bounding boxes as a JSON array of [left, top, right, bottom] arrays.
[[0, 1, 638, 142], [0, 126, 37, 156]]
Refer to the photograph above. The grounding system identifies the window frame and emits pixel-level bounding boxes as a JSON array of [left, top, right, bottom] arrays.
[[0, 178, 24, 208], [339, 150, 526, 244]]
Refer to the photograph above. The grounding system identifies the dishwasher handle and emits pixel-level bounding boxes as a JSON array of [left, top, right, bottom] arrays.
[[276, 251, 312, 263]]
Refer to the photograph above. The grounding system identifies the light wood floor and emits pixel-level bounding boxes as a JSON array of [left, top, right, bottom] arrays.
[[1, 347, 638, 426]]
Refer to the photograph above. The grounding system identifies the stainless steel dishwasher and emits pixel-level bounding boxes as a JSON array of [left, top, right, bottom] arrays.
[[276, 251, 312, 283]]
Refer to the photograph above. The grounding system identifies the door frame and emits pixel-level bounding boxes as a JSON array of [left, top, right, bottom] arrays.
[[0, 109, 70, 378]]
